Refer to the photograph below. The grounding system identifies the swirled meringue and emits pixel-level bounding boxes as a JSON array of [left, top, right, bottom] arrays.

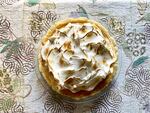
[[41, 22, 117, 93]]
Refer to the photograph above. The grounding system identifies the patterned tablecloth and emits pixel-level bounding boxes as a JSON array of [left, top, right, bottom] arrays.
[[0, 0, 150, 113]]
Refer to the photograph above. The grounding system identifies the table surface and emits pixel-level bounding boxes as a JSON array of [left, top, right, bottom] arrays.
[[0, 0, 150, 113]]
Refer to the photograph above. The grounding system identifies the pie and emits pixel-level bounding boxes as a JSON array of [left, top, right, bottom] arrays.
[[38, 17, 118, 100]]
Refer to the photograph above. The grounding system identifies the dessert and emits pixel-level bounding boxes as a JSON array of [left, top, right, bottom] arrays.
[[38, 17, 118, 100]]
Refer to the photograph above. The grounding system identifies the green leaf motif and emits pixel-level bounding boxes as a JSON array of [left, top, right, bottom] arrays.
[[27, 0, 40, 6], [0, 39, 11, 44], [132, 56, 149, 68], [77, 5, 88, 18], [136, 13, 150, 23], [0, 39, 20, 59], [121, 42, 132, 59], [1, 46, 8, 53], [0, 43, 11, 53]]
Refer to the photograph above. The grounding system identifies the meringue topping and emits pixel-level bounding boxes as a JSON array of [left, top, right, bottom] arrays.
[[41, 22, 117, 93]]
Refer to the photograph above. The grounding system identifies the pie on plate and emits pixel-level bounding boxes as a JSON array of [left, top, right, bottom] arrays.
[[38, 17, 118, 100]]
